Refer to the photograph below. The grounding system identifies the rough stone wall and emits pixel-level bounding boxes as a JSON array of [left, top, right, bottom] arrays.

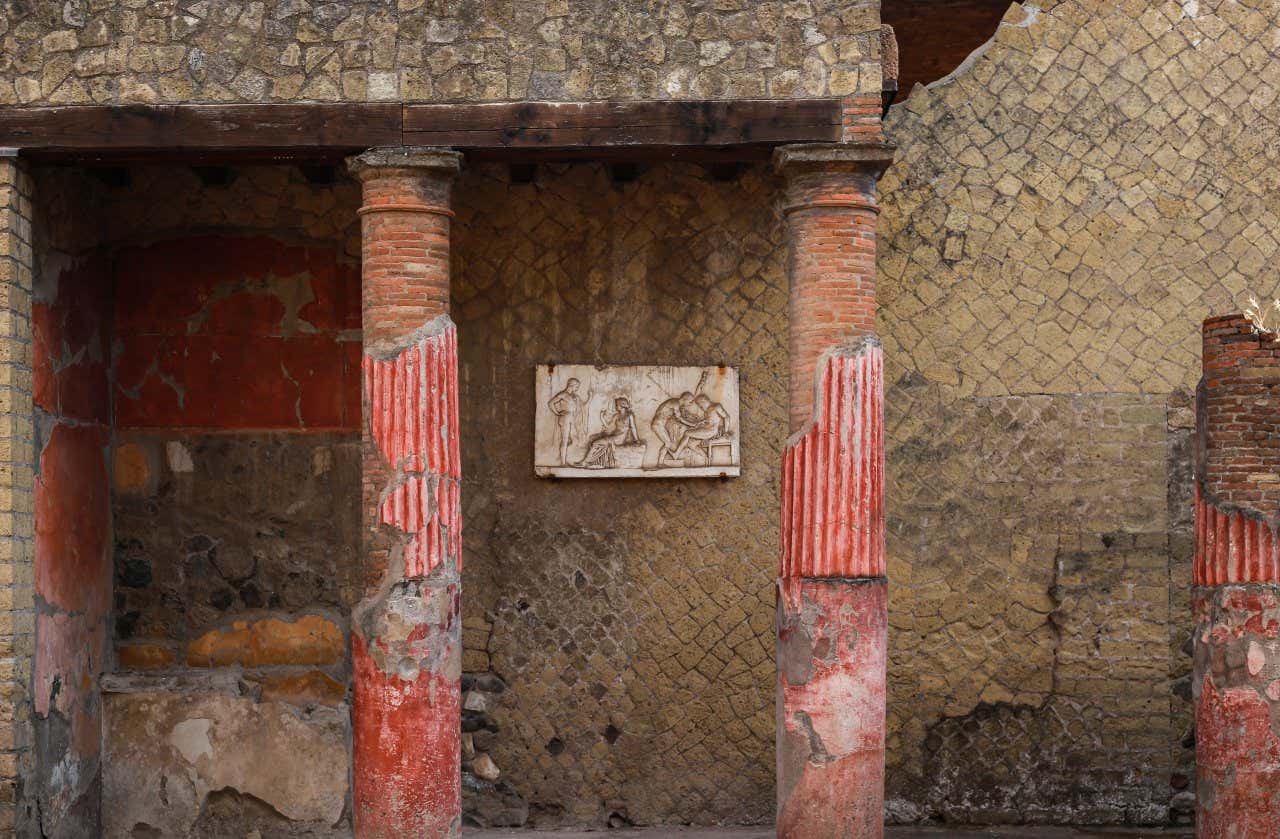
[[20, 166, 365, 837], [0, 0, 881, 105], [106, 234, 361, 838], [0, 156, 36, 836], [452, 162, 785, 826], [876, 0, 1280, 824]]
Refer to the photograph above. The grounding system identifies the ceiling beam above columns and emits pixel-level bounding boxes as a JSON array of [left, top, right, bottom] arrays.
[[0, 99, 843, 164]]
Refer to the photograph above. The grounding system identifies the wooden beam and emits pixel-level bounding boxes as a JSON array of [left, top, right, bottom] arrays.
[[402, 99, 842, 148], [1, 99, 842, 163], [0, 104, 402, 156]]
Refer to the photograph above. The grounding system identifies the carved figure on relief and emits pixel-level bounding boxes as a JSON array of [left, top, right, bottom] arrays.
[[580, 397, 643, 468], [547, 377, 588, 466], [535, 364, 740, 478]]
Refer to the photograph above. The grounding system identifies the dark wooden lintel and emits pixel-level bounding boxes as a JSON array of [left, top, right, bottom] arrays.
[[2, 99, 842, 164]]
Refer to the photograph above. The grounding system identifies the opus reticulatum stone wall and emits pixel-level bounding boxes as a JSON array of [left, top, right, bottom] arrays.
[[877, 0, 1280, 825]]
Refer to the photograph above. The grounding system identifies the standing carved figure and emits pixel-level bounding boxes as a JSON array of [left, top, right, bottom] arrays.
[[548, 377, 586, 465]]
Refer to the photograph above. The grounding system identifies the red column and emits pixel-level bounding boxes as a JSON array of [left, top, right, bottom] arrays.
[[347, 147, 463, 839], [1193, 314, 1280, 838], [774, 142, 894, 839]]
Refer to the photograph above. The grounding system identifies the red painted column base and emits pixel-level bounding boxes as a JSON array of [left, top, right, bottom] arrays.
[[777, 578, 887, 839], [353, 580, 462, 839], [1193, 584, 1280, 839]]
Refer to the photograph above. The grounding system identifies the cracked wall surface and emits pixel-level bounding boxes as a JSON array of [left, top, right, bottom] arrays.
[[874, 0, 1280, 823], [30, 250, 111, 839], [26, 167, 363, 837], [0, 0, 882, 105]]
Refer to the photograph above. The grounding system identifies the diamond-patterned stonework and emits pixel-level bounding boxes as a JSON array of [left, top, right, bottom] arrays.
[[873, 0, 1270, 823]]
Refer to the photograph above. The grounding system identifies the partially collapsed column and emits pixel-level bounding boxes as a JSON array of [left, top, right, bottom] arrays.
[[774, 142, 894, 839], [1193, 314, 1280, 839], [347, 147, 463, 839]]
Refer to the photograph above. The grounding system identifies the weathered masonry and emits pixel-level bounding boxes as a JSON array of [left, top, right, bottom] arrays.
[[1193, 315, 1280, 838], [0, 85, 894, 839], [4, 0, 1280, 835]]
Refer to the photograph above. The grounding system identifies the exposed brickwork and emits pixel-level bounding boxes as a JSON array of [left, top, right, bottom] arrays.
[[775, 141, 892, 838], [0, 1, 882, 105], [1198, 315, 1280, 516], [776, 144, 891, 433], [349, 147, 463, 839], [0, 153, 35, 836], [842, 94, 886, 143]]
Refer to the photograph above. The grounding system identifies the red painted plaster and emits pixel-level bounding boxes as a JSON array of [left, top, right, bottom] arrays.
[[35, 424, 110, 614], [32, 255, 113, 833], [1196, 677, 1280, 837], [112, 236, 360, 430], [780, 343, 884, 580], [1195, 486, 1280, 586], [777, 578, 887, 839], [352, 600, 461, 839], [364, 324, 461, 578], [32, 258, 111, 422]]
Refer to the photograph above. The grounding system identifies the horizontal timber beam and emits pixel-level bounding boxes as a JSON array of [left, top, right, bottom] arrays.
[[0, 99, 843, 164]]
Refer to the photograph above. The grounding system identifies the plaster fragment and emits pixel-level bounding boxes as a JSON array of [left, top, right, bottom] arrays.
[[169, 718, 213, 765], [165, 441, 193, 473]]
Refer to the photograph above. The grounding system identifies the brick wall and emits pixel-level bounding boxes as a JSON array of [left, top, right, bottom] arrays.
[[0, 154, 35, 835], [1199, 315, 1280, 514]]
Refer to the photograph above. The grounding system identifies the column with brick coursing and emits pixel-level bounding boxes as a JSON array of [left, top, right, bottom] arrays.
[[1193, 314, 1280, 838], [346, 147, 463, 839], [774, 141, 894, 839], [0, 150, 35, 836]]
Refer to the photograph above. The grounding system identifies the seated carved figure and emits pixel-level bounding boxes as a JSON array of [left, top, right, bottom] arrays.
[[579, 397, 641, 468]]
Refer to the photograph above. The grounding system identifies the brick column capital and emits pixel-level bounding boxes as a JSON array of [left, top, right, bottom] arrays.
[[349, 146, 461, 354], [775, 143, 896, 223]]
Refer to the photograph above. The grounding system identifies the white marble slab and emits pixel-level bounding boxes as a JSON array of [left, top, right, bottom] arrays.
[[534, 364, 740, 478]]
